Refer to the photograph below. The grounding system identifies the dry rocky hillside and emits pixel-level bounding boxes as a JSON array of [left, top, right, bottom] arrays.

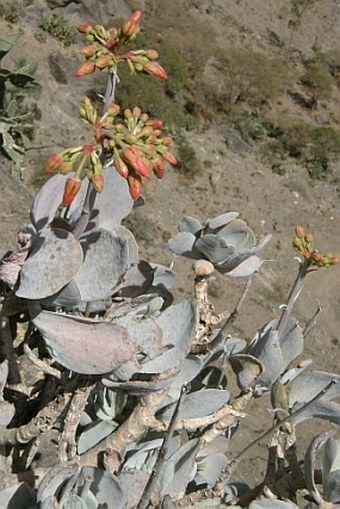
[[0, 0, 340, 493]]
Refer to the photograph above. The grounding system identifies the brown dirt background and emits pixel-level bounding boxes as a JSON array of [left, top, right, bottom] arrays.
[[0, 0, 339, 500]]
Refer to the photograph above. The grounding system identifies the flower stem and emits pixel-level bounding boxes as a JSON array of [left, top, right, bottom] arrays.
[[276, 258, 310, 341]]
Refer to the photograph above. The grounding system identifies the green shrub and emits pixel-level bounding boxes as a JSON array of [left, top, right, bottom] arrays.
[[116, 66, 187, 129], [0, 0, 19, 23], [235, 112, 270, 143], [176, 136, 201, 176], [301, 61, 333, 106], [41, 14, 77, 46], [196, 48, 292, 118]]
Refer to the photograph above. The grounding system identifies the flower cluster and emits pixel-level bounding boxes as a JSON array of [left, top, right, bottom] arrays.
[[74, 11, 167, 80], [106, 106, 176, 200], [44, 100, 177, 203], [293, 225, 340, 268]]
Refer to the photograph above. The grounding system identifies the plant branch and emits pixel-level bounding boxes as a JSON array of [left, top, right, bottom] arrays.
[[0, 393, 71, 445], [137, 386, 186, 509]]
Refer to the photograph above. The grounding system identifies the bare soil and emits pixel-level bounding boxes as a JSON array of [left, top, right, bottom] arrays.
[[0, 0, 339, 502]]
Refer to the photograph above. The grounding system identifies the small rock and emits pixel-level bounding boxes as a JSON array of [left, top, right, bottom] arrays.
[[225, 129, 252, 154]]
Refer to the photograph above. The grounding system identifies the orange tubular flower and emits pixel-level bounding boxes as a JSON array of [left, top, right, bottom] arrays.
[[91, 173, 104, 192], [152, 156, 165, 179], [143, 61, 167, 80], [121, 146, 150, 177], [114, 157, 129, 179], [128, 174, 142, 200], [122, 11, 142, 37], [74, 61, 96, 77], [162, 151, 177, 165], [62, 177, 82, 206]]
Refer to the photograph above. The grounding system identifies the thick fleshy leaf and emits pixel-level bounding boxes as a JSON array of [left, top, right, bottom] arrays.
[[304, 433, 331, 504], [118, 260, 154, 297], [87, 168, 133, 232], [75, 229, 129, 301], [289, 372, 340, 425], [178, 216, 202, 234], [205, 212, 239, 230], [157, 389, 230, 421], [31, 174, 70, 231], [0, 400, 15, 427], [141, 300, 196, 373], [16, 228, 83, 300], [196, 453, 228, 486], [230, 354, 264, 391], [33, 310, 135, 375], [78, 420, 117, 454], [159, 439, 199, 499], [280, 359, 313, 385], [0, 483, 36, 509], [323, 437, 340, 503], [217, 219, 250, 248], [102, 372, 177, 395], [37, 462, 80, 503], [0, 360, 9, 396], [39, 280, 81, 309], [150, 263, 176, 290], [290, 372, 340, 408], [167, 231, 197, 257], [249, 500, 297, 508], [224, 255, 263, 277], [248, 326, 284, 391], [114, 313, 163, 361], [119, 470, 151, 509], [72, 467, 125, 509], [196, 234, 234, 265]]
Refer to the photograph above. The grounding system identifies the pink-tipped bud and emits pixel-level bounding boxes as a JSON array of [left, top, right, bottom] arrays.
[[45, 153, 62, 174], [143, 61, 167, 80], [162, 136, 174, 145], [78, 23, 92, 33], [106, 103, 120, 116], [128, 174, 142, 201], [80, 45, 97, 58], [124, 108, 132, 118], [132, 106, 142, 118], [91, 173, 104, 192], [146, 119, 163, 129], [95, 54, 113, 69], [162, 151, 177, 165], [62, 177, 82, 206], [122, 11, 142, 37], [295, 225, 305, 239], [146, 49, 159, 59], [114, 157, 129, 179], [121, 146, 150, 177], [74, 61, 96, 77]]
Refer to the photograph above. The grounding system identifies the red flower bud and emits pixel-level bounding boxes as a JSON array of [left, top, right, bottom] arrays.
[[114, 157, 129, 179], [143, 61, 167, 80], [62, 177, 82, 206], [121, 146, 150, 177], [162, 151, 177, 165], [146, 119, 163, 129], [74, 61, 96, 77], [45, 153, 62, 174], [128, 174, 142, 200], [152, 156, 165, 179], [162, 136, 173, 145], [78, 23, 92, 33], [122, 11, 142, 37], [91, 173, 104, 192]]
